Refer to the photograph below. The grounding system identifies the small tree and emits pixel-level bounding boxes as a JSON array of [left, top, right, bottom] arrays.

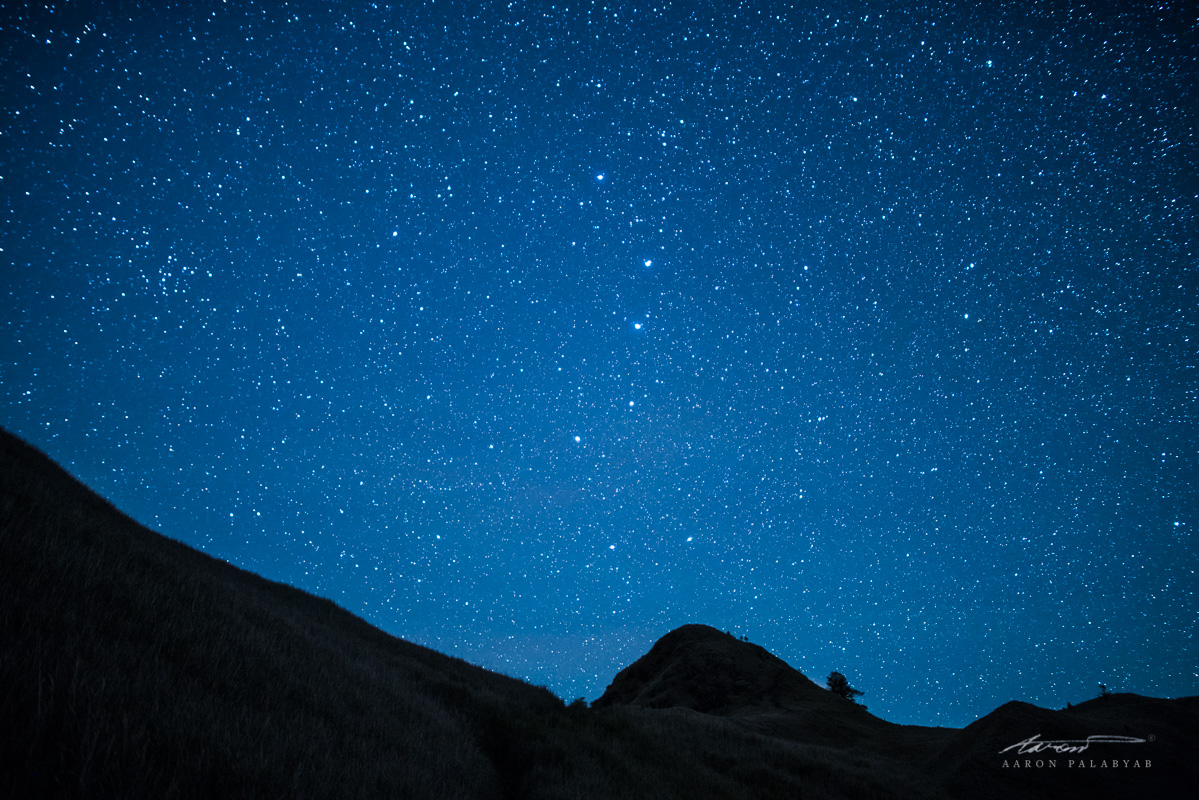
[[827, 671, 865, 705]]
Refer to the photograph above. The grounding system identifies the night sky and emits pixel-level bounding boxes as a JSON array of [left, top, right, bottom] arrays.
[[2, 1, 1195, 727]]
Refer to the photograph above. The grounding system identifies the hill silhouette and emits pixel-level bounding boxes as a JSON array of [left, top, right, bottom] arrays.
[[592, 623, 902, 751], [594, 623, 840, 713], [2, 426, 1194, 798], [932, 693, 1199, 800]]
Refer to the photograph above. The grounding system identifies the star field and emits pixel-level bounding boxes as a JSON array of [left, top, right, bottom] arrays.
[[2, 0, 1195, 726]]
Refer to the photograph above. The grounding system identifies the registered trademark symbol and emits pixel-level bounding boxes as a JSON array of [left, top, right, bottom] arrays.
[[1148, 734, 1156, 742]]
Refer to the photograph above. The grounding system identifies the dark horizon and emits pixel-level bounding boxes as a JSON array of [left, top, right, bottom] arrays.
[[2, 0, 1194, 727]]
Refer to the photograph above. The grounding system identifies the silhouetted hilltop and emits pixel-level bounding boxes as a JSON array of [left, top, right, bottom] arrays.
[[2, 426, 1194, 799], [594, 624, 838, 714], [592, 623, 913, 752], [932, 694, 1199, 800]]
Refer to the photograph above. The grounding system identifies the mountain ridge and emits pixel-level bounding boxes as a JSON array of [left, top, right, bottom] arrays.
[[2, 426, 1194, 799]]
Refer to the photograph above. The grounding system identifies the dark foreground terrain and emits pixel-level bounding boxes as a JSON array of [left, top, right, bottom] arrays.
[[2, 427, 1195, 798]]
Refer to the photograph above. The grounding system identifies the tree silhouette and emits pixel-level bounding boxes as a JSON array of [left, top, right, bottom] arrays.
[[826, 671, 865, 705]]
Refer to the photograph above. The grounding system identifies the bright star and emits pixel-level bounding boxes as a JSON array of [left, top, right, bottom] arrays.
[[574, 435, 581, 442], [634, 322, 642, 330]]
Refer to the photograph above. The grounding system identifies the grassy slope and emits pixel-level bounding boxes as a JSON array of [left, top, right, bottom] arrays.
[[0, 428, 939, 800], [0, 428, 533, 798]]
